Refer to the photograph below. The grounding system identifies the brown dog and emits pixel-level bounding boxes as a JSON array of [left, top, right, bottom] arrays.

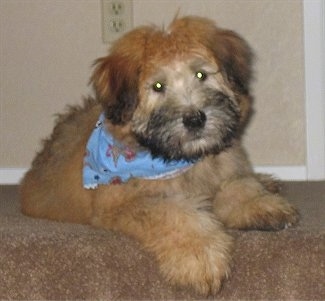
[[20, 16, 299, 295]]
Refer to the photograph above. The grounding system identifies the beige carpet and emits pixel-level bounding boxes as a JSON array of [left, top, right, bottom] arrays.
[[1, 181, 324, 300]]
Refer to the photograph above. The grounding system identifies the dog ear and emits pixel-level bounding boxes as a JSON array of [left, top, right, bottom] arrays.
[[90, 54, 139, 125], [90, 26, 154, 125], [213, 29, 254, 95]]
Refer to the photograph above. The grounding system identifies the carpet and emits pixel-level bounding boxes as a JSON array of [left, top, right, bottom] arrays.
[[0, 181, 324, 300]]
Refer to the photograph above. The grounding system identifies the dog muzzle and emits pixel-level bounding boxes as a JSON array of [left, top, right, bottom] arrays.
[[83, 113, 196, 189]]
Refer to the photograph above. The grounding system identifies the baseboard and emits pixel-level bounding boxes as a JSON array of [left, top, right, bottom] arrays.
[[0, 166, 308, 185], [0, 168, 28, 185], [254, 166, 307, 181]]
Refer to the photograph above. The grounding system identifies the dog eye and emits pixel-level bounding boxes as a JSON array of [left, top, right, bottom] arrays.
[[152, 81, 165, 93], [195, 71, 207, 81]]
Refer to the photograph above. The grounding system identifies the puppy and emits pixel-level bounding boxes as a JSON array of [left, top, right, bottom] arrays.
[[20, 16, 299, 295]]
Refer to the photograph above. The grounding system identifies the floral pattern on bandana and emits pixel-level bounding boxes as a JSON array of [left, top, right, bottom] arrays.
[[83, 113, 196, 189]]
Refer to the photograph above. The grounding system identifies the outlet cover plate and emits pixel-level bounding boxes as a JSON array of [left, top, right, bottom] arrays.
[[102, 0, 133, 43]]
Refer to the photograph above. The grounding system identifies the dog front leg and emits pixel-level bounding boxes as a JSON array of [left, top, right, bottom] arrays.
[[92, 195, 233, 295], [213, 176, 299, 231]]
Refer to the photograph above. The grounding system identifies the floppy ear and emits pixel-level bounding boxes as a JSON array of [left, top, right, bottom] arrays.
[[90, 54, 139, 125], [213, 29, 254, 95]]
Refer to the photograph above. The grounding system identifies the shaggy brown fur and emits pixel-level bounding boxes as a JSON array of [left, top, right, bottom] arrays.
[[20, 16, 299, 295]]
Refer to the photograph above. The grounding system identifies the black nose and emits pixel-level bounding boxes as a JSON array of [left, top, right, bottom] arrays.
[[183, 110, 206, 129]]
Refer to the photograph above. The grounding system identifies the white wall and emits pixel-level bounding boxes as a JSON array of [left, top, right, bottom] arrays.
[[303, 0, 325, 180], [0, 0, 324, 183]]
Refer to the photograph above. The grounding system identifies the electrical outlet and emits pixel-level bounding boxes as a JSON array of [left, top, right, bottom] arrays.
[[102, 0, 133, 43]]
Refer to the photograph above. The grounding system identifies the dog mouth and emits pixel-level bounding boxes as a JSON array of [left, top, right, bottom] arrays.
[[133, 93, 240, 161], [137, 121, 238, 162], [180, 109, 239, 159]]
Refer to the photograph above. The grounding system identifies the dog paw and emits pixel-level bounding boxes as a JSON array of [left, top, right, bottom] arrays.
[[157, 233, 233, 295], [255, 195, 299, 231], [234, 194, 300, 231]]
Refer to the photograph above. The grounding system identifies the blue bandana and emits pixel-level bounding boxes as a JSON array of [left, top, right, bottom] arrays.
[[83, 113, 195, 189]]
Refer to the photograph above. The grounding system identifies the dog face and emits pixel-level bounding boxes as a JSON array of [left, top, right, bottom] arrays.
[[132, 56, 240, 161], [91, 16, 253, 161]]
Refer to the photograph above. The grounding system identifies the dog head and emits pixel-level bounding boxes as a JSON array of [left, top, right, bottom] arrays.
[[91, 16, 253, 161]]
